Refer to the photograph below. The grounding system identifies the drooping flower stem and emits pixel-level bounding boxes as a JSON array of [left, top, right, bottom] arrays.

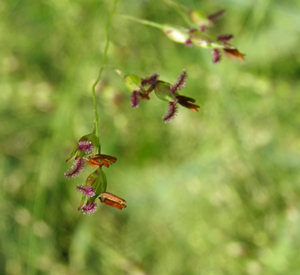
[[164, 0, 192, 27], [119, 14, 165, 30], [91, 0, 119, 154]]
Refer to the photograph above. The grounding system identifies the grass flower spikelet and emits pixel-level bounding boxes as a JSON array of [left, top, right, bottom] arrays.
[[64, 158, 86, 178], [76, 185, 96, 197]]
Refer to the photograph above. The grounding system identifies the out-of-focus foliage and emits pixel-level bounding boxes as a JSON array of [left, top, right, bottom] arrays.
[[1, 0, 300, 274]]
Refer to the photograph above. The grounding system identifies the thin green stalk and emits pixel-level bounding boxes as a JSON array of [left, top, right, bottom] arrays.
[[119, 14, 164, 30], [92, 0, 119, 154], [120, 13, 222, 49], [106, 64, 125, 78], [164, 0, 194, 27]]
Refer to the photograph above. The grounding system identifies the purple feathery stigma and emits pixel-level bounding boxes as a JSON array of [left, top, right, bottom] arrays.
[[162, 102, 178, 123], [200, 25, 207, 32], [81, 201, 97, 214], [130, 91, 140, 108], [207, 9, 226, 21], [78, 141, 94, 153], [217, 34, 233, 43], [185, 39, 193, 47], [170, 69, 187, 95], [64, 157, 86, 178], [141, 73, 159, 86], [212, 49, 221, 64], [76, 185, 96, 197]]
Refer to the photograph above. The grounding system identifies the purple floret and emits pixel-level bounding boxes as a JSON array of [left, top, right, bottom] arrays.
[[81, 201, 97, 214], [64, 158, 86, 178], [170, 69, 187, 94], [78, 141, 94, 153], [162, 102, 178, 123], [76, 185, 96, 197]]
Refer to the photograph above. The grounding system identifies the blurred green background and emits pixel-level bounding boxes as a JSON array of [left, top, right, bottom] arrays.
[[1, 0, 300, 274]]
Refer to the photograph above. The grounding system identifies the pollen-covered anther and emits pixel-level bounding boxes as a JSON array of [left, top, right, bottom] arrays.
[[223, 48, 245, 61], [170, 69, 187, 94], [100, 192, 127, 210], [77, 141, 94, 153], [81, 201, 97, 214], [141, 73, 159, 86], [162, 102, 178, 123], [76, 185, 96, 197], [176, 95, 200, 112], [88, 154, 117, 168], [64, 157, 86, 178]]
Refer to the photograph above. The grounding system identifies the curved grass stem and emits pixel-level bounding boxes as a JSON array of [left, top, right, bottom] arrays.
[[92, 0, 119, 154], [119, 14, 165, 30]]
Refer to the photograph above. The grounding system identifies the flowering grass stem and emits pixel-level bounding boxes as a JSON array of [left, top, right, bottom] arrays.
[[119, 14, 165, 30], [91, 0, 119, 154]]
